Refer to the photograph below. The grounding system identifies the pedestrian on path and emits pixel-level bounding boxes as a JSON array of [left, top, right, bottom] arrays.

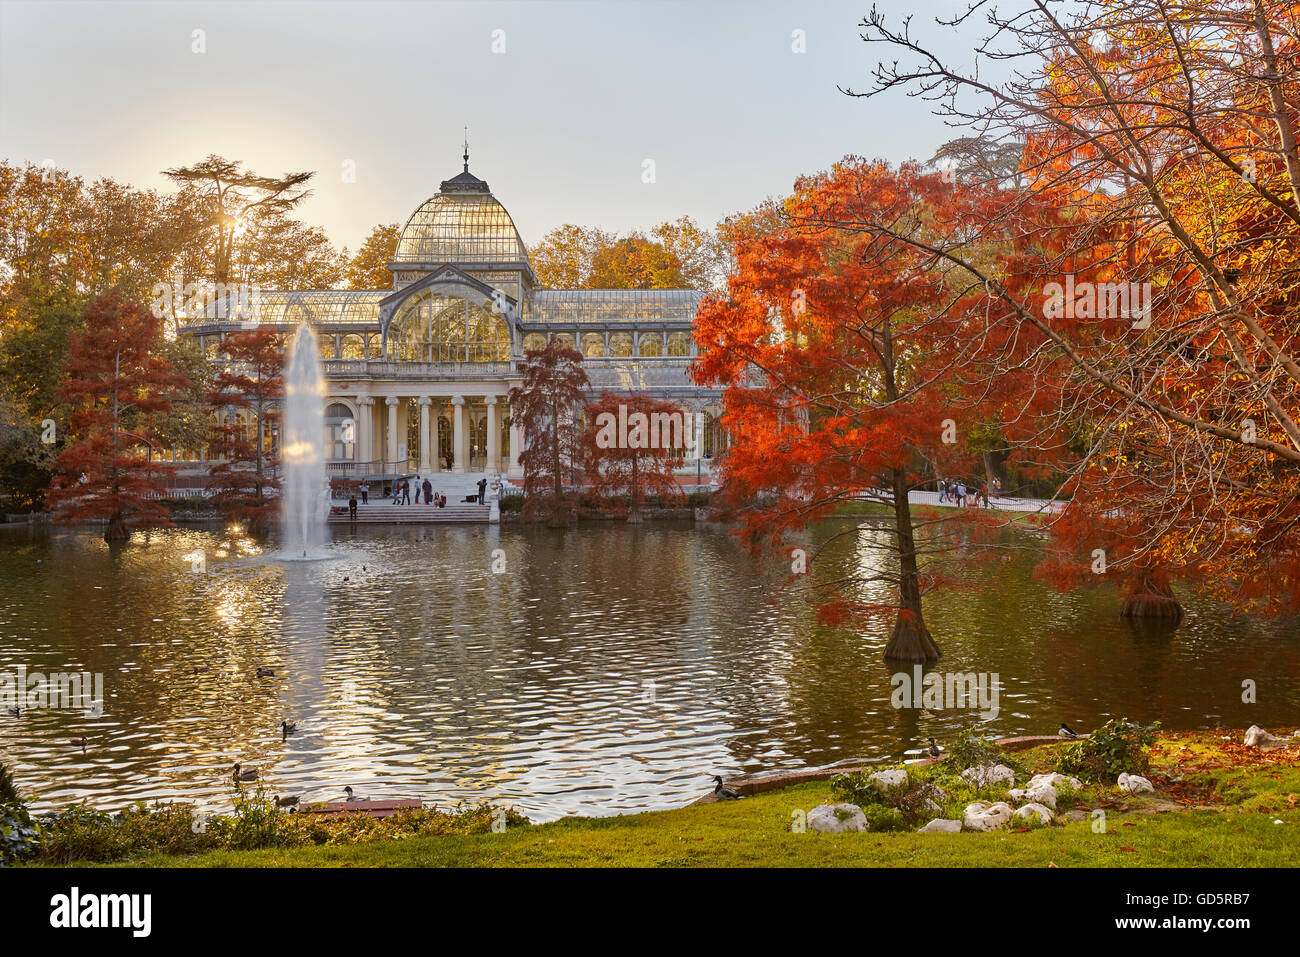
[[360, 481, 368, 505], [956, 482, 966, 507], [348, 494, 358, 521], [401, 478, 411, 504]]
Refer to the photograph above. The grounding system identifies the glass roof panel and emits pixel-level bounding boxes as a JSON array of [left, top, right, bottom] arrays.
[[526, 289, 701, 322], [394, 194, 529, 263]]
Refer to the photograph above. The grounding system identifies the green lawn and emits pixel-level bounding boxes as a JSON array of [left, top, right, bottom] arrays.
[[85, 732, 1299, 868]]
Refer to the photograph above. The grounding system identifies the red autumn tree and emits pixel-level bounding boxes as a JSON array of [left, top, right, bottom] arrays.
[[508, 337, 590, 524], [206, 326, 284, 531], [853, 0, 1300, 617], [694, 158, 1049, 662], [48, 292, 188, 541], [583, 391, 687, 523]]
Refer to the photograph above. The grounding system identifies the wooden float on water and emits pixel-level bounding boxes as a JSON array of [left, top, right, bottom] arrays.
[[303, 798, 423, 819]]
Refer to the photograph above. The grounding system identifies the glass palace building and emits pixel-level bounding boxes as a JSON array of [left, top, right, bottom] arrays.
[[179, 158, 726, 485]]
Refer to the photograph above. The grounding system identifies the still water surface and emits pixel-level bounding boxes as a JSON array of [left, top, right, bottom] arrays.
[[0, 521, 1296, 820]]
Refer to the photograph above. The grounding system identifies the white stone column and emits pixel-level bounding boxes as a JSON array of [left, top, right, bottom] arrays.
[[452, 395, 467, 473], [385, 396, 400, 469], [430, 400, 442, 472], [356, 396, 373, 469], [418, 397, 433, 472], [485, 395, 500, 473], [508, 421, 523, 477]]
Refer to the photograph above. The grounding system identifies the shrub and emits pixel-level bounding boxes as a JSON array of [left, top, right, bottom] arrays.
[[860, 803, 906, 832], [36, 802, 214, 865], [0, 762, 38, 867], [498, 493, 523, 513], [0, 804, 38, 867], [942, 725, 1026, 776], [1056, 718, 1159, 782], [28, 788, 530, 864], [0, 763, 20, 806], [828, 769, 907, 809], [687, 489, 712, 508]]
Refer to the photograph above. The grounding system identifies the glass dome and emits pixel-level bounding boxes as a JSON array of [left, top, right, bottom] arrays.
[[393, 172, 529, 264]]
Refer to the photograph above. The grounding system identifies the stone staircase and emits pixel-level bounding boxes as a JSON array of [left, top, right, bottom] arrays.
[[329, 471, 497, 523], [330, 502, 490, 523]]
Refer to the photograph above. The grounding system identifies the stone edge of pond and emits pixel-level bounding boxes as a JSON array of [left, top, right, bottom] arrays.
[[691, 735, 1081, 806]]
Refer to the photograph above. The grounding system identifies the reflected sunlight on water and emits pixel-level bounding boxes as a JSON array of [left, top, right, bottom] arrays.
[[0, 520, 1296, 820]]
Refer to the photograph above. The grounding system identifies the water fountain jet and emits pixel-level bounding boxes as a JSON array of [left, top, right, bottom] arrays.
[[280, 323, 328, 558]]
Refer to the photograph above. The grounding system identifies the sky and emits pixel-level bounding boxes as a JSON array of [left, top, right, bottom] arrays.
[[0, 0, 992, 253]]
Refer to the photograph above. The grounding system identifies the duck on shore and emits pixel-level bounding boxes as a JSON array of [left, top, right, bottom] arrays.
[[1059, 722, 1079, 739], [927, 736, 942, 758], [712, 775, 742, 800]]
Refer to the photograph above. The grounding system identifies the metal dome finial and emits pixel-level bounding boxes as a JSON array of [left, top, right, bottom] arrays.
[[463, 125, 469, 173]]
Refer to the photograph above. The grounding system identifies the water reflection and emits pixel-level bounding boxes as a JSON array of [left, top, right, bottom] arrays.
[[0, 520, 1296, 820]]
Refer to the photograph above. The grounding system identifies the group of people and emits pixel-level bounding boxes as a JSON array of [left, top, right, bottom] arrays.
[[344, 475, 492, 519], [938, 477, 1001, 508], [391, 475, 450, 507]]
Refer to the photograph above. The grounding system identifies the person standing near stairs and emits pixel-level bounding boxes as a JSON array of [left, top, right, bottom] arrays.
[[477, 477, 487, 505], [422, 477, 432, 505]]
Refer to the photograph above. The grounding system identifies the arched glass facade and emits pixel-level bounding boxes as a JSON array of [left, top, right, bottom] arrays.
[[388, 291, 511, 362]]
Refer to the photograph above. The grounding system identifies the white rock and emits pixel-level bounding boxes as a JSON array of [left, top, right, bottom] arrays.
[[1117, 773, 1155, 794], [807, 803, 869, 833], [960, 764, 1016, 788], [1007, 783, 1057, 808], [1244, 725, 1290, 749], [962, 801, 1013, 831], [1025, 783, 1058, 809], [918, 818, 962, 833], [1028, 772, 1082, 791], [869, 769, 909, 792], [1014, 802, 1054, 825]]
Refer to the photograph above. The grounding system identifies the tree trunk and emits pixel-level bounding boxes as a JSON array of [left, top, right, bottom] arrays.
[[883, 467, 942, 662], [1120, 574, 1184, 620], [627, 452, 642, 523], [104, 511, 130, 542]]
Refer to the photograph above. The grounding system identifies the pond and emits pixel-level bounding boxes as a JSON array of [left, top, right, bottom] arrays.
[[0, 520, 1296, 820]]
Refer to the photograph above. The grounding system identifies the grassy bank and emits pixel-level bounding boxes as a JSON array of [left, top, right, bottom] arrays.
[[59, 731, 1299, 868]]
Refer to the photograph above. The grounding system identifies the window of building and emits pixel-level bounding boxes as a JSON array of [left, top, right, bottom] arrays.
[[609, 332, 634, 357]]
